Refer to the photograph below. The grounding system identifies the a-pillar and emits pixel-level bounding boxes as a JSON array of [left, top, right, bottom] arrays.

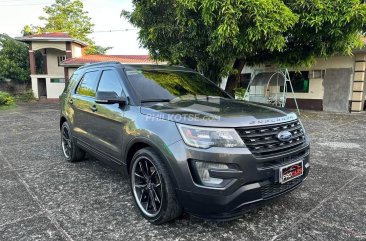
[[351, 53, 366, 112]]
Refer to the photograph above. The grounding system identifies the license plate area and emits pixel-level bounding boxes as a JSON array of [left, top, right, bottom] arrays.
[[279, 160, 303, 184]]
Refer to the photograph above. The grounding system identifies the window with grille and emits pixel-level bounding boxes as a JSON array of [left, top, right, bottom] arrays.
[[57, 56, 67, 66]]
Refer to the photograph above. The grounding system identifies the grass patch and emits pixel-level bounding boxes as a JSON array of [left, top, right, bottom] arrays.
[[0, 103, 16, 111], [0, 90, 35, 111]]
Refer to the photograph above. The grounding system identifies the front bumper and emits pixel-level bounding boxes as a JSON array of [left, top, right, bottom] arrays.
[[167, 138, 310, 219]]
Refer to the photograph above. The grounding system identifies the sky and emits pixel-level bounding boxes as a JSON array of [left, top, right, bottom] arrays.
[[0, 0, 148, 55]]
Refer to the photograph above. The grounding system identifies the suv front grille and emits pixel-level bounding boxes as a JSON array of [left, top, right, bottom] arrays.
[[236, 120, 305, 157], [261, 178, 303, 199]]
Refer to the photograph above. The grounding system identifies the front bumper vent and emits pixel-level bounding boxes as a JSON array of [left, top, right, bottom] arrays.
[[261, 178, 303, 199]]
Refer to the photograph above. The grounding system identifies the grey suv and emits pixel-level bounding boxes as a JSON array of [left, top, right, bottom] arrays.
[[60, 62, 310, 224]]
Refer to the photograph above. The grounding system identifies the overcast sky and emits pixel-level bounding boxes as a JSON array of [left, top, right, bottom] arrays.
[[0, 0, 148, 55]]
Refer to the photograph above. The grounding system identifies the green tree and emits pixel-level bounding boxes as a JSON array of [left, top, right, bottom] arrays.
[[123, 0, 366, 94], [0, 34, 30, 83], [21, 25, 42, 36], [23, 0, 111, 54]]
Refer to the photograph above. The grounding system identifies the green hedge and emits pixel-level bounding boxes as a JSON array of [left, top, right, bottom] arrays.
[[0, 91, 15, 106], [15, 90, 35, 102]]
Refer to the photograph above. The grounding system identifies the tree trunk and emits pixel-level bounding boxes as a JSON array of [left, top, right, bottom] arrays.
[[225, 59, 246, 96]]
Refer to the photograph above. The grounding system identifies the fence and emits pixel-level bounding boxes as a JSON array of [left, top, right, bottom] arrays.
[[0, 81, 31, 94]]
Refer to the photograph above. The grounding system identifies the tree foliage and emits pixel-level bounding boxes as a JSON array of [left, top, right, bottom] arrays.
[[123, 0, 366, 92], [23, 0, 111, 54], [0, 34, 30, 83]]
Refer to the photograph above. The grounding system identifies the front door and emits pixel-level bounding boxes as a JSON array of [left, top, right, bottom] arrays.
[[91, 69, 126, 161], [71, 70, 101, 146], [37, 78, 47, 99]]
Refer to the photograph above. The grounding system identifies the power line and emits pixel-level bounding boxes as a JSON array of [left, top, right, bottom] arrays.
[[0, 0, 50, 3], [0, 3, 50, 6], [94, 29, 138, 33]]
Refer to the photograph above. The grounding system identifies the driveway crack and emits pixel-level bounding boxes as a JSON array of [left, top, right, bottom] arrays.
[[270, 175, 360, 241], [0, 151, 74, 241]]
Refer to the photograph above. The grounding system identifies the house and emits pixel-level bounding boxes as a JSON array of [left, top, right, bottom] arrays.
[[17, 33, 156, 100], [18, 32, 366, 112], [233, 51, 366, 113], [60, 54, 155, 82]]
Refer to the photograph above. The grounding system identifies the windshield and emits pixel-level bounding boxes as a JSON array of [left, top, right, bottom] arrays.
[[125, 69, 231, 102]]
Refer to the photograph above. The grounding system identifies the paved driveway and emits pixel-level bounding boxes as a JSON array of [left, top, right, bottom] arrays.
[[0, 103, 365, 241]]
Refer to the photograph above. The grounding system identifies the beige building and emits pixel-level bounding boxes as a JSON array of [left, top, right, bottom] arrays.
[[235, 53, 366, 113], [18, 33, 156, 100], [18, 33, 87, 100]]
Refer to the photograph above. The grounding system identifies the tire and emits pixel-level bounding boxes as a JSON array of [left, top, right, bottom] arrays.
[[130, 147, 182, 224], [61, 122, 85, 162]]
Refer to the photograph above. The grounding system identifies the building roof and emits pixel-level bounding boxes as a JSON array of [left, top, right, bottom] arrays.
[[61, 55, 159, 67], [17, 32, 88, 47]]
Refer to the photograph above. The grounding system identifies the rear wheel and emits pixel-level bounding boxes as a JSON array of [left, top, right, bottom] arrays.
[[130, 147, 182, 224], [61, 122, 85, 162]]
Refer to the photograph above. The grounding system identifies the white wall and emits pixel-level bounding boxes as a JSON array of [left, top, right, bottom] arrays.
[[71, 43, 83, 58], [32, 42, 66, 51], [31, 76, 39, 99], [46, 78, 65, 99], [291, 56, 354, 100], [30, 75, 65, 99], [46, 49, 66, 76]]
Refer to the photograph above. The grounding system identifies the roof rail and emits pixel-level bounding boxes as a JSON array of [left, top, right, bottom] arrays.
[[78, 61, 122, 70]]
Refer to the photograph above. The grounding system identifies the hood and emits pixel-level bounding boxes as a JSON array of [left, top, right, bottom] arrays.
[[140, 98, 298, 128]]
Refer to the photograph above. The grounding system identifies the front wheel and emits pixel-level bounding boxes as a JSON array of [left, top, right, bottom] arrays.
[[61, 122, 85, 162], [130, 147, 182, 224]]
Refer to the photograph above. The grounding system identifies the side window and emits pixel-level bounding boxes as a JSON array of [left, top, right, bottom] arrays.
[[76, 71, 100, 97], [97, 70, 124, 96]]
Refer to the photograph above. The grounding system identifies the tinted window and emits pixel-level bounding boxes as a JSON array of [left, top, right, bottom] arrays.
[[76, 71, 99, 97], [97, 70, 124, 96], [126, 70, 230, 101]]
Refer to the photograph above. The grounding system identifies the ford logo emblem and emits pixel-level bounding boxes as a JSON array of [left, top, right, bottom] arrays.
[[277, 131, 292, 142]]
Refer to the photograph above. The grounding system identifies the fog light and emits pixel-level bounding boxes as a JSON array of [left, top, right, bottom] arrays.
[[194, 161, 229, 186]]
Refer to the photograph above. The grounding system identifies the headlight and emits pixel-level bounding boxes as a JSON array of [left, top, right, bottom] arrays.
[[193, 161, 228, 186], [177, 124, 245, 149]]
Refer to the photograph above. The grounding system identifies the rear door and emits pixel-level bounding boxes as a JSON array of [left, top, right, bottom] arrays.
[[71, 70, 101, 146], [90, 69, 126, 161]]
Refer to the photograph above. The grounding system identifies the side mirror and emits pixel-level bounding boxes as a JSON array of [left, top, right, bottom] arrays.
[[95, 91, 127, 105]]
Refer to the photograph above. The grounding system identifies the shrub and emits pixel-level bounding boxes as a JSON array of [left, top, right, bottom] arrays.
[[15, 90, 35, 102], [0, 91, 15, 106]]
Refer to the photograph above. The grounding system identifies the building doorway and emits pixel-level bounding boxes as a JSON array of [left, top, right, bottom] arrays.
[[37, 78, 47, 99]]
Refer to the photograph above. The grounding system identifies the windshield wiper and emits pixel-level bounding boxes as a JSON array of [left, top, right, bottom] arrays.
[[141, 99, 171, 103]]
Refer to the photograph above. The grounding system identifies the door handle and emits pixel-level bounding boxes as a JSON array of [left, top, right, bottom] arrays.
[[90, 105, 97, 112]]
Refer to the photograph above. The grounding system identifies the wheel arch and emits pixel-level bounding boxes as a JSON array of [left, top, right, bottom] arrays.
[[124, 137, 179, 188], [60, 116, 68, 130]]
